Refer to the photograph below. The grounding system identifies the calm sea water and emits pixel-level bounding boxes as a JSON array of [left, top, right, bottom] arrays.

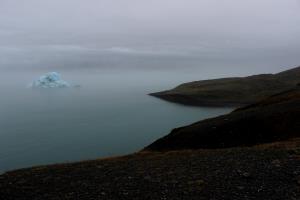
[[0, 68, 233, 172], [0, 45, 290, 173]]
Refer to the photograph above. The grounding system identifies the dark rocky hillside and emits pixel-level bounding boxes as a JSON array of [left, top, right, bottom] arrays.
[[150, 66, 300, 106], [1, 143, 300, 200], [145, 87, 300, 151]]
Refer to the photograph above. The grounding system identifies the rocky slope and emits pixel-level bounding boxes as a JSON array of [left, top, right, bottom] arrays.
[[145, 87, 300, 151], [150, 66, 300, 106], [0, 142, 300, 200]]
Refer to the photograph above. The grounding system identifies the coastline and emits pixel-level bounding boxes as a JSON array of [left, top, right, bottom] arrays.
[[149, 92, 249, 107], [1, 68, 299, 199], [1, 140, 299, 200], [150, 66, 300, 107]]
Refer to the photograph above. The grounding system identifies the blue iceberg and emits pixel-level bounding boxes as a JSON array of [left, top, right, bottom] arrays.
[[30, 72, 70, 88]]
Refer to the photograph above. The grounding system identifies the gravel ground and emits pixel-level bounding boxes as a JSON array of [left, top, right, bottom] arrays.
[[0, 143, 299, 200]]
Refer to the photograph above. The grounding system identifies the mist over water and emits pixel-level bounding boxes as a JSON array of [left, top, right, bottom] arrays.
[[1, 47, 238, 172], [0, 44, 298, 172]]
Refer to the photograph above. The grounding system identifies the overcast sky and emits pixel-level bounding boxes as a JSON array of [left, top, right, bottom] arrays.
[[0, 0, 299, 72], [0, 0, 299, 44]]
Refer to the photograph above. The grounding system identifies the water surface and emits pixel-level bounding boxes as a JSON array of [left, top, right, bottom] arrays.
[[1, 44, 288, 172], [0, 66, 234, 172]]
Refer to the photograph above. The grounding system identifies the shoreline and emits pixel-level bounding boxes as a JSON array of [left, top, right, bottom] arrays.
[[1, 67, 299, 199], [1, 140, 299, 200], [150, 66, 300, 107], [149, 92, 249, 107]]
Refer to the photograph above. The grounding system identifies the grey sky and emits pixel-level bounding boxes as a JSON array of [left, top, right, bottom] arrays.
[[0, 0, 299, 43], [0, 0, 299, 72]]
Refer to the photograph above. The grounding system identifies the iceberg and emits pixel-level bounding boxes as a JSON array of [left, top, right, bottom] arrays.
[[30, 72, 70, 88]]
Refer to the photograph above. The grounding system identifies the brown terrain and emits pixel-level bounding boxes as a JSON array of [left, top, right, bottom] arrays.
[[0, 141, 299, 200], [150, 66, 300, 106], [145, 86, 300, 151]]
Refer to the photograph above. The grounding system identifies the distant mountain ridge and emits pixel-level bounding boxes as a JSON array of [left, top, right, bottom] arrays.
[[150, 66, 300, 107]]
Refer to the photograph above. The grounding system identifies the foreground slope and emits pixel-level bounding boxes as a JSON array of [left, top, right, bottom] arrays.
[[150, 66, 300, 106], [146, 87, 300, 151], [0, 143, 300, 200]]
